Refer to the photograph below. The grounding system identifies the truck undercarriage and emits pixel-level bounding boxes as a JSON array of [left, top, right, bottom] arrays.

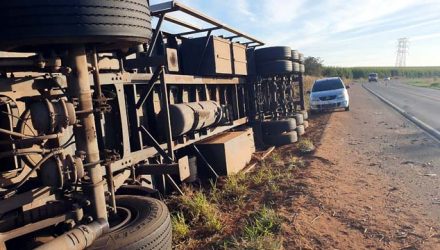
[[0, 1, 305, 249]]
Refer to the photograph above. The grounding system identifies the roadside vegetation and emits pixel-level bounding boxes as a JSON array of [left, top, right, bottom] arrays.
[[404, 78, 440, 90], [304, 56, 440, 79], [167, 150, 309, 249]]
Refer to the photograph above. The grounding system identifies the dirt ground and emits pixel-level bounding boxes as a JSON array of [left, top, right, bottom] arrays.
[[284, 83, 440, 249]]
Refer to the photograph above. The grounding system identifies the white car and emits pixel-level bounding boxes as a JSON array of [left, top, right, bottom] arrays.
[[309, 77, 350, 112]]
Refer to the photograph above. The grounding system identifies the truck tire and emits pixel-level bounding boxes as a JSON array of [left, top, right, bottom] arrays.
[[300, 110, 308, 120], [293, 62, 300, 73], [296, 125, 305, 136], [116, 185, 161, 199], [89, 196, 171, 250], [291, 50, 300, 62], [263, 131, 298, 146], [303, 120, 309, 129], [256, 60, 293, 75], [293, 113, 304, 125], [261, 118, 297, 135], [298, 53, 305, 63], [255, 46, 292, 62], [0, 0, 152, 52]]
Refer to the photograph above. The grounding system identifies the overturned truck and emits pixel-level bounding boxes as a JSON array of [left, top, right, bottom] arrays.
[[0, 1, 307, 249]]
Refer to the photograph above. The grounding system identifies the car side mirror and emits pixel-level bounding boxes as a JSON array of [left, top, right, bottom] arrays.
[[306, 90, 311, 94]]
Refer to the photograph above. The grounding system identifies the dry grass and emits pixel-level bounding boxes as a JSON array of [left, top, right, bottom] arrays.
[[297, 139, 315, 154]]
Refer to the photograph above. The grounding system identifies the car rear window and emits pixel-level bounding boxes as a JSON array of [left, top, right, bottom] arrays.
[[312, 79, 344, 92]]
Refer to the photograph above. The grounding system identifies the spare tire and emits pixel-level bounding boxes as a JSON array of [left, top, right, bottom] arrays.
[[255, 46, 292, 62], [303, 120, 309, 129], [261, 118, 297, 135], [291, 50, 300, 62], [296, 124, 305, 136], [256, 60, 293, 75], [300, 110, 308, 120], [263, 131, 298, 146], [0, 0, 152, 52], [89, 196, 171, 250], [298, 53, 305, 63], [293, 62, 300, 73], [293, 113, 304, 125]]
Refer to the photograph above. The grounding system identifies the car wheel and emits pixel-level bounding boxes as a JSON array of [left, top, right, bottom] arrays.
[[89, 196, 171, 250], [0, 0, 152, 52], [345, 106, 350, 111], [263, 131, 298, 146]]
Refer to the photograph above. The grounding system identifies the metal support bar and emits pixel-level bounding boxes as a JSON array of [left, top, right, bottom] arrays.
[[166, 174, 184, 195], [158, 66, 175, 162], [91, 47, 103, 100], [66, 45, 107, 220], [163, 15, 201, 31], [196, 30, 212, 74], [192, 145, 219, 179], [147, 14, 166, 57], [176, 27, 220, 36], [140, 125, 173, 162], [224, 35, 240, 40], [150, 1, 264, 46], [135, 66, 163, 109]]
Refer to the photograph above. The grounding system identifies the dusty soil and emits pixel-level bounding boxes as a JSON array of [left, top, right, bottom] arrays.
[[284, 83, 440, 249]]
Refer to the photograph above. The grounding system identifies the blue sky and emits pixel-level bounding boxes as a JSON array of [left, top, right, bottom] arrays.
[[150, 0, 440, 67]]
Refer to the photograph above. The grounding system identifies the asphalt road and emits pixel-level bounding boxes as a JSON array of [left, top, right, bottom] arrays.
[[365, 80, 440, 132]]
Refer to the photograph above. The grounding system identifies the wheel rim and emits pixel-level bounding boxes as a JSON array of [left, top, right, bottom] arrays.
[[108, 206, 132, 232]]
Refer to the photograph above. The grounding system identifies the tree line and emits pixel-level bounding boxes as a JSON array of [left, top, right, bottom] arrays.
[[304, 56, 440, 79]]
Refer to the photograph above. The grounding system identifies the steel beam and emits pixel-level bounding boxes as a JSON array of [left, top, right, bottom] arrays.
[[163, 15, 201, 31], [150, 1, 264, 46]]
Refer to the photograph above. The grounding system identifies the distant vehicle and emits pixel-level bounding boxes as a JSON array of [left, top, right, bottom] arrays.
[[368, 73, 378, 82], [384, 77, 391, 81], [309, 77, 350, 112]]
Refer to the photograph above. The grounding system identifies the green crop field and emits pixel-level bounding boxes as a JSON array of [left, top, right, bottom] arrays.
[[322, 66, 440, 79]]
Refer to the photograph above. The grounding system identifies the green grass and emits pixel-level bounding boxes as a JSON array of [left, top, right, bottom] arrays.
[[296, 139, 315, 154], [174, 188, 223, 233], [171, 212, 190, 241], [405, 78, 440, 89], [231, 207, 284, 250]]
